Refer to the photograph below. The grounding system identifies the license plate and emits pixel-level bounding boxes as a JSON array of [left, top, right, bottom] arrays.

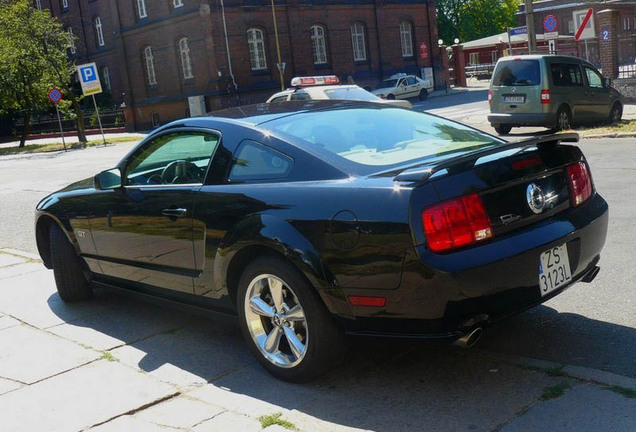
[[539, 244, 572, 296], [503, 95, 525, 103]]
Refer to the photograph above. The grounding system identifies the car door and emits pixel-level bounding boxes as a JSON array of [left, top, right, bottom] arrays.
[[583, 65, 611, 119], [405, 76, 419, 97], [89, 129, 220, 293]]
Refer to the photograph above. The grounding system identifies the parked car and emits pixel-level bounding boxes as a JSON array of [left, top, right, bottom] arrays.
[[373, 73, 433, 101], [267, 75, 412, 109], [36, 101, 608, 382], [488, 54, 624, 135]]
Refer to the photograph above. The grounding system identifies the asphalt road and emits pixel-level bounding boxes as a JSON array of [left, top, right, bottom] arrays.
[[0, 116, 634, 382]]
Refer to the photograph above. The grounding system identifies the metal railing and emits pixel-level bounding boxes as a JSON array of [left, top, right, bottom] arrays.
[[618, 63, 636, 79]]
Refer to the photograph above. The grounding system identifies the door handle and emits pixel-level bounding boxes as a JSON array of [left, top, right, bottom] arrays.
[[162, 208, 187, 218]]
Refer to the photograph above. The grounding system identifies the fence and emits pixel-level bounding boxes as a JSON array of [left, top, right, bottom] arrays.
[[618, 63, 636, 80], [11, 107, 125, 136]]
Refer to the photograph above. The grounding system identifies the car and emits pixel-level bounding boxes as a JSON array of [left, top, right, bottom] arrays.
[[372, 73, 433, 101], [267, 75, 412, 109], [488, 54, 624, 135], [35, 101, 608, 382]]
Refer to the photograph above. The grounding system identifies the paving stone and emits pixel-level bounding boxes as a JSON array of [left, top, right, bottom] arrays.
[[0, 377, 22, 395], [0, 360, 179, 432], [0, 315, 20, 331], [134, 395, 225, 429], [262, 425, 295, 432], [500, 383, 636, 432], [89, 415, 181, 431], [0, 325, 100, 384], [0, 262, 45, 280], [0, 254, 27, 267], [192, 411, 262, 432]]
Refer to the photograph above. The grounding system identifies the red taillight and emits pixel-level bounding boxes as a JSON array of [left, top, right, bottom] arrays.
[[541, 89, 550, 105], [348, 296, 386, 307], [488, 90, 493, 104], [512, 156, 542, 170], [567, 162, 592, 206], [422, 194, 493, 252]]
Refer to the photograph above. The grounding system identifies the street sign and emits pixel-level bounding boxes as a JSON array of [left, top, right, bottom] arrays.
[[543, 15, 558, 33], [76, 62, 103, 96], [419, 42, 429, 59], [509, 26, 527, 36], [47, 88, 63, 104], [574, 9, 595, 40], [276, 62, 286, 73], [602, 29, 610, 40]]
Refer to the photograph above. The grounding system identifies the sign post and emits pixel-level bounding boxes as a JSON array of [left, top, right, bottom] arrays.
[[574, 8, 595, 62], [48, 88, 66, 151], [77, 63, 106, 144]]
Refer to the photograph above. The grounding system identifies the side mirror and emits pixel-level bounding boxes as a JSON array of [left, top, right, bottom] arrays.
[[94, 168, 122, 190], [604, 77, 612, 88]]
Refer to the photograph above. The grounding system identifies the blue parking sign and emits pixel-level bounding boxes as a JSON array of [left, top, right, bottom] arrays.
[[79, 65, 97, 82], [76, 62, 103, 96]]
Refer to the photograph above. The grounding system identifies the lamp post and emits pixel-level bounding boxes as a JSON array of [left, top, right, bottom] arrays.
[[270, 0, 285, 91]]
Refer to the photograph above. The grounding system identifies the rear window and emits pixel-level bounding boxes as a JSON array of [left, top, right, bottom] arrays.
[[492, 60, 541, 86], [259, 107, 503, 172], [323, 87, 378, 101]]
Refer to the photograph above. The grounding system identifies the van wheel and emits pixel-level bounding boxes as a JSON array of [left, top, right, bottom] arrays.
[[494, 124, 512, 135], [556, 107, 572, 131], [50, 224, 92, 302], [387, 94, 396, 100], [609, 103, 622, 124], [419, 89, 428, 101]]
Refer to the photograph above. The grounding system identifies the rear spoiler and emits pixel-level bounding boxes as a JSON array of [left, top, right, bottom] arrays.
[[393, 133, 579, 183]]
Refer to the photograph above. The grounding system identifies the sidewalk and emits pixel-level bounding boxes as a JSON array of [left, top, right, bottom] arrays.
[[0, 249, 634, 432], [0, 132, 146, 149]]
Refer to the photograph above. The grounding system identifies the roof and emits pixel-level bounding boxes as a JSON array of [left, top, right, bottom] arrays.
[[461, 31, 575, 50]]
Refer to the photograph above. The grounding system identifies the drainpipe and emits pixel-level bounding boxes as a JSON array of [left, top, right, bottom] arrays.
[[219, 0, 239, 104], [373, 1, 384, 79]]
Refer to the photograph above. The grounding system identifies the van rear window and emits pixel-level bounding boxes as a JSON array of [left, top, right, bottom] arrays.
[[492, 60, 540, 86]]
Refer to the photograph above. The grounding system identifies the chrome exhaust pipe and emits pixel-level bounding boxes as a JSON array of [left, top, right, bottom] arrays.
[[454, 327, 483, 348]]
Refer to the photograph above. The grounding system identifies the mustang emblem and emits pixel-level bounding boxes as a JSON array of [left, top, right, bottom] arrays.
[[526, 183, 545, 214]]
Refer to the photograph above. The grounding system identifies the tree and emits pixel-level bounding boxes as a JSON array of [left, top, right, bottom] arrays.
[[437, 0, 519, 45], [0, 0, 86, 147]]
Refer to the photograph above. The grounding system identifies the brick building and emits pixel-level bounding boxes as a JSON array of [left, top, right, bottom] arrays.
[[35, 0, 443, 130]]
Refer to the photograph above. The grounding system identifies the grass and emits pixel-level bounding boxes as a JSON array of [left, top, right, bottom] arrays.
[[258, 413, 296, 430], [0, 136, 143, 156], [605, 385, 636, 399], [521, 364, 568, 377], [540, 381, 571, 401], [100, 351, 118, 362], [563, 119, 636, 137]]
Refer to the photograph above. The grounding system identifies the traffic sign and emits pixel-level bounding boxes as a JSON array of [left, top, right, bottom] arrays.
[[509, 26, 527, 36], [76, 62, 103, 96], [602, 29, 610, 40], [419, 42, 428, 59], [47, 88, 63, 104], [543, 15, 558, 33], [574, 9, 595, 40]]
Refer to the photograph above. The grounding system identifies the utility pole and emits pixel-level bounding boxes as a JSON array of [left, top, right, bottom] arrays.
[[524, 0, 537, 54]]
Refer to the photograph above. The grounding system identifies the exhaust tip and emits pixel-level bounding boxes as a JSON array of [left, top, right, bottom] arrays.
[[581, 265, 600, 283], [454, 327, 483, 348]]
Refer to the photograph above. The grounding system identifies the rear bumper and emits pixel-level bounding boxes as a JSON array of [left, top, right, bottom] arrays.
[[338, 194, 609, 339], [488, 112, 556, 128]]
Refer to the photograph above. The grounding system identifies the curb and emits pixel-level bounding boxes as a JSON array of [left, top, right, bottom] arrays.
[[580, 132, 636, 139]]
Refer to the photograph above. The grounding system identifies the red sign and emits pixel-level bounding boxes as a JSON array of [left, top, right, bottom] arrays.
[[575, 8, 594, 41], [48, 88, 63, 104], [543, 15, 558, 33], [419, 42, 428, 59]]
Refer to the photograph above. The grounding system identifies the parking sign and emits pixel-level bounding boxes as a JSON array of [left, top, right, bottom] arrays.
[[77, 63, 103, 96]]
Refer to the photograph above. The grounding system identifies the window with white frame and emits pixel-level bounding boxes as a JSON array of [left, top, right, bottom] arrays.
[[137, 0, 147, 19], [173, 0, 183, 7], [144, 46, 157, 85], [94, 17, 105, 47], [469, 52, 479, 65], [178, 37, 194, 79], [624, 17, 631, 31], [491, 50, 498, 64], [35, 0, 42, 10], [103, 67, 111, 92], [247, 28, 267, 71], [400, 21, 413, 58], [62, 0, 68, 9], [568, 20, 574, 34], [68, 27, 76, 54], [310, 25, 328, 64], [351, 22, 367, 61]]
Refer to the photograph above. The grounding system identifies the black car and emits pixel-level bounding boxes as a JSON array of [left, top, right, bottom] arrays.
[[35, 101, 608, 381]]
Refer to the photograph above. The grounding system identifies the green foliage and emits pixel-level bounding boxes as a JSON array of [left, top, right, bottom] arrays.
[[540, 381, 571, 401], [258, 413, 296, 430], [437, 0, 519, 44]]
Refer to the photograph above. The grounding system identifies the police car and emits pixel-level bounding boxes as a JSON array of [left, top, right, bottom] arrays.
[[372, 73, 433, 101], [267, 76, 412, 109]]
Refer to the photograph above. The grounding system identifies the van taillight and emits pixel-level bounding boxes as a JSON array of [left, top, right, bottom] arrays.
[[422, 194, 493, 252], [488, 90, 493, 104], [567, 162, 592, 206], [541, 90, 550, 105]]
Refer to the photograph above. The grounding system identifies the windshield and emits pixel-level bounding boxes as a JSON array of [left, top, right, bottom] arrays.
[[260, 107, 503, 173], [381, 79, 399, 88], [323, 87, 379, 101], [492, 60, 541, 86]]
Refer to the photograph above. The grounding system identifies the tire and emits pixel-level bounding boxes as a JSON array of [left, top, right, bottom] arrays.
[[50, 224, 92, 302], [494, 124, 512, 135], [237, 256, 344, 382], [556, 106, 572, 131], [386, 94, 396, 100], [609, 103, 622, 124], [419, 88, 428, 101]]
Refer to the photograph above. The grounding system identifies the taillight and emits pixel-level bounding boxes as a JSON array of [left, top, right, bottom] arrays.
[[567, 162, 592, 206], [488, 90, 492, 104], [541, 89, 550, 105], [422, 194, 493, 252]]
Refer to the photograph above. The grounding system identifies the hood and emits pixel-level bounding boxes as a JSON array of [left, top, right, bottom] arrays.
[[372, 87, 395, 96]]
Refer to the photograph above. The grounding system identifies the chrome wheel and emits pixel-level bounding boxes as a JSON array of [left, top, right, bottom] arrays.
[[244, 274, 308, 368], [610, 105, 622, 123], [557, 109, 571, 130]]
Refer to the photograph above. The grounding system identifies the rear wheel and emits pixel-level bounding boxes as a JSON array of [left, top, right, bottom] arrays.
[[50, 224, 92, 302], [556, 106, 572, 131], [419, 88, 428, 101], [386, 94, 396, 100], [237, 256, 343, 382], [609, 103, 622, 124], [494, 124, 512, 135]]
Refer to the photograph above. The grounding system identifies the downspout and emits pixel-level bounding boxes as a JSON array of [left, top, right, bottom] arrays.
[[219, 0, 240, 104], [114, 0, 137, 129], [424, 0, 437, 89], [373, 1, 384, 79], [76, 0, 90, 62]]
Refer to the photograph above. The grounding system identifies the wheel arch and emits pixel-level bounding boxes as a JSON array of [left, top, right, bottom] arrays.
[[35, 213, 79, 269]]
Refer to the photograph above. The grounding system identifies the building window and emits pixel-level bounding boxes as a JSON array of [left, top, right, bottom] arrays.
[[568, 20, 574, 34], [94, 17, 105, 47], [624, 17, 631, 31], [61, 0, 68, 9], [178, 37, 194, 79], [102, 67, 111, 92], [351, 22, 367, 61], [469, 52, 479, 65], [173, 0, 183, 7], [151, 112, 161, 128], [491, 50, 498, 64], [137, 0, 147, 19], [144, 46, 157, 85], [67, 27, 76, 54], [35, 0, 42, 10], [400, 21, 413, 58], [247, 28, 267, 71], [310, 25, 328, 65]]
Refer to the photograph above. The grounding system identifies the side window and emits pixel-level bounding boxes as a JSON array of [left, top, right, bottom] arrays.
[[290, 91, 311, 101], [270, 95, 288, 103], [584, 67, 603, 88], [551, 63, 583, 86], [125, 132, 219, 186], [229, 141, 293, 182], [406, 77, 417, 85]]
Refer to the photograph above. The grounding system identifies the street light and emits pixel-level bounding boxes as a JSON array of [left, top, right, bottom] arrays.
[[454, 38, 460, 45], [438, 39, 444, 46]]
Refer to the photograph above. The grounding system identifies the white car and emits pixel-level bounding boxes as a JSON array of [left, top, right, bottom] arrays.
[[373, 74, 433, 101], [267, 76, 412, 109]]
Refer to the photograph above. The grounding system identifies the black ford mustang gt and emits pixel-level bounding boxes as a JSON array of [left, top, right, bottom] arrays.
[[35, 101, 608, 381]]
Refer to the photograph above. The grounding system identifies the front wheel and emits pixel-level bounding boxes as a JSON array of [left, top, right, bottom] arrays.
[[609, 103, 622, 124], [237, 256, 343, 382], [386, 94, 396, 100], [50, 224, 92, 302], [556, 106, 572, 131], [419, 88, 428, 101], [494, 124, 512, 135]]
